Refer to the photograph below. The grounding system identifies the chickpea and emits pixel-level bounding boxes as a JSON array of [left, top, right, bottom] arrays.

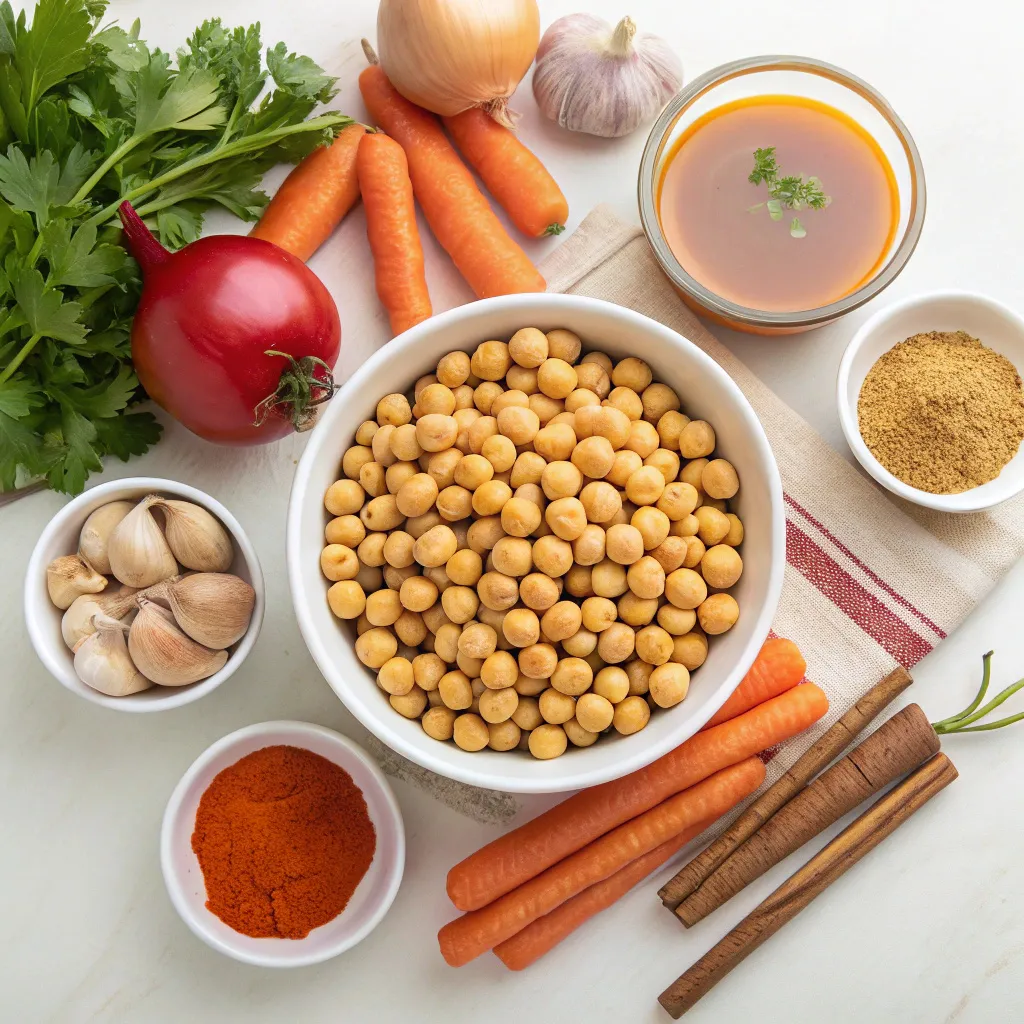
[[487, 719, 522, 751], [563, 718, 599, 747], [411, 524, 457, 568], [361, 494, 406, 532], [528, 392, 564, 425], [512, 695, 544, 731], [575, 361, 611, 398], [698, 593, 740, 635], [391, 473, 436, 518], [342, 445, 374, 480], [605, 386, 644, 420], [510, 450, 547, 487], [388, 461, 422, 496], [645, 449, 681, 486], [376, 393, 412, 426], [423, 603, 453, 636], [438, 669, 473, 710], [395, 610, 428, 647], [580, 350, 611, 370], [702, 458, 740, 500], [519, 572, 560, 612], [638, 382, 678, 423], [357, 532, 388, 567], [665, 567, 708, 610], [327, 580, 365, 620], [422, 705, 457, 741], [467, 516, 505, 553], [503, 326, 547, 368], [355, 627, 398, 669], [657, 482, 698, 521], [479, 684, 519, 724], [355, 420, 378, 446], [477, 571, 519, 611], [581, 596, 617, 633], [568, 436, 612, 480], [701, 545, 743, 589], [440, 585, 479, 625], [517, 641, 557, 679], [605, 523, 644, 565], [656, 409, 690, 451], [325, 478, 365, 516], [377, 656, 415, 696], [612, 695, 651, 735], [540, 600, 584, 642], [539, 689, 576, 725], [565, 389, 600, 413], [458, 652, 484, 678], [541, 496, 586, 541], [505, 365, 539, 395], [417, 383, 456, 418], [577, 480, 620, 524], [576, 692, 614, 732], [453, 622, 492, 661], [562, 627, 598, 658], [468, 340, 509, 381], [636, 624, 674, 666], [539, 461, 582, 502], [414, 413, 458, 453], [611, 356, 653, 392], [624, 419, 660, 459], [622, 659, 652, 696], [454, 713, 490, 751], [426, 448, 462, 490], [481, 650, 518, 689], [484, 537, 528, 579], [366, 588, 403, 627], [671, 513, 701, 539], [528, 420, 574, 462], [537, 358, 578, 400], [400, 575, 439, 613], [564, 563, 594, 598], [649, 663, 690, 709], [695, 505, 731, 546], [467, 416, 499, 454], [546, 328, 582, 363], [449, 454, 491, 491], [617, 591, 659, 626], [597, 621, 635, 663], [631, 506, 670, 551], [320, 544, 359, 581], [529, 723, 568, 759], [724, 513, 745, 547], [384, 563, 420, 591], [358, 461, 386, 498], [390, 686, 428, 719], [532, 535, 574, 577], [406, 510, 443, 541], [606, 449, 643, 488], [657, 605, 697, 636], [677, 460, 706, 493], [481, 434, 517, 474], [593, 666, 630, 704], [591, 558, 628, 598], [574, 405, 631, 450], [371, 424, 398, 468], [493, 406, 538, 448], [473, 382, 504, 415], [414, 374, 438, 399], [679, 420, 716, 459], [626, 555, 666, 600], [672, 631, 708, 670], [356, 563, 384, 593], [434, 484, 471, 522], [436, 350, 471, 388], [565, 523, 603, 567]]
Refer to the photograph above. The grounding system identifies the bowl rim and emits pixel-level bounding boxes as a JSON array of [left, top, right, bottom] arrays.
[[836, 290, 1024, 513], [638, 54, 927, 329], [160, 719, 405, 967], [287, 293, 787, 793], [24, 476, 266, 713]]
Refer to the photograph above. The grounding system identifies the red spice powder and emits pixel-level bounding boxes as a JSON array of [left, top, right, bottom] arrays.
[[191, 744, 376, 939]]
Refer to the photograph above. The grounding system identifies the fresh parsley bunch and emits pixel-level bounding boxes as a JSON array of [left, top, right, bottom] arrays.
[[0, 0, 351, 494]]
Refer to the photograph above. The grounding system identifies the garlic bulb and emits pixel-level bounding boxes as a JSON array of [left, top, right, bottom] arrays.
[[146, 573, 255, 650], [107, 496, 178, 588], [375, 0, 540, 125], [73, 614, 152, 697], [62, 586, 139, 649], [148, 497, 233, 573], [78, 501, 134, 575], [46, 554, 107, 610], [128, 599, 228, 686], [533, 15, 683, 138]]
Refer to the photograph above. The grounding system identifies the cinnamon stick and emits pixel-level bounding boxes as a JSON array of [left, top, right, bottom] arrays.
[[659, 666, 912, 910], [676, 703, 939, 925], [657, 753, 958, 1019]]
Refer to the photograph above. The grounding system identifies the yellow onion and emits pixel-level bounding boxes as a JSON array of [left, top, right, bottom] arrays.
[[376, 0, 540, 126]]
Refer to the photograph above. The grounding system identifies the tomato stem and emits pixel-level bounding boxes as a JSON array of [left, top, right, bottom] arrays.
[[254, 350, 337, 432], [117, 202, 170, 272]]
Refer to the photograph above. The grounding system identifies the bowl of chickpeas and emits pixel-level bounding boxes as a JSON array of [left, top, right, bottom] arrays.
[[287, 294, 784, 793]]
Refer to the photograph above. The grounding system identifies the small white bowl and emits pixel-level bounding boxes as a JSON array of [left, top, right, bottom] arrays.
[[161, 721, 405, 967], [288, 293, 785, 794], [25, 476, 265, 712], [838, 292, 1024, 512]]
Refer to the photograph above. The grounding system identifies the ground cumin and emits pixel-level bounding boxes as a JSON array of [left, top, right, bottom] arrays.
[[857, 330, 1024, 494], [191, 745, 376, 939]]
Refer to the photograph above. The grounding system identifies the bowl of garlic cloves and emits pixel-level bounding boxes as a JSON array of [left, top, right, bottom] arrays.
[[25, 478, 265, 712]]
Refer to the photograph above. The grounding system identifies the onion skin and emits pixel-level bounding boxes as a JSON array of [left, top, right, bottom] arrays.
[[120, 203, 341, 445]]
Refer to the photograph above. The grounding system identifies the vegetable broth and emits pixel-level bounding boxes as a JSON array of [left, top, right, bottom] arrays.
[[657, 95, 899, 312]]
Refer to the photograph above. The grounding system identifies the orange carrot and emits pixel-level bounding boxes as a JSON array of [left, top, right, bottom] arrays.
[[250, 123, 366, 261], [704, 638, 807, 730], [356, 132, 432, 336], [446, 683, 829, 912], [438, 758, 766, 967], [358, 60, 546, 299], [443, 108, 569, 238], [494, 822, 707, 971]]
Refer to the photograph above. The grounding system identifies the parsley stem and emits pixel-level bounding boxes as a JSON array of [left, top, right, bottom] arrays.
[[0, 332, 42, 385], [72, 135, 149, 208], [83, 113, 353, 229]]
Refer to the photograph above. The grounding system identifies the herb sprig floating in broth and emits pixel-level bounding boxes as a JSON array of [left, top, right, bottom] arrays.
[[747, 146, 830, 238], [0, 0, 351, 494]]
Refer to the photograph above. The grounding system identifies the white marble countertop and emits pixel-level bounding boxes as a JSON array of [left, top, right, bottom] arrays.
[[4, 0, 1024, 1020]]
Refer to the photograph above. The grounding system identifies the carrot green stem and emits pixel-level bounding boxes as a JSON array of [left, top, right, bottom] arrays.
[[932, 652, 1024, 734], [932, 651, 993, 729]]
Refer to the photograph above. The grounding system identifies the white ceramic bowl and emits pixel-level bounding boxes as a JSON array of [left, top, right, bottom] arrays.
[[161, 720, 405, 967], [288, 294, 786, 793], [837, 292, 1024, 512], [25, 477, 265, 712]]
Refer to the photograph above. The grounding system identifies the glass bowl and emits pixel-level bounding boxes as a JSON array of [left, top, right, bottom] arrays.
[[638, 55, 926, 335]]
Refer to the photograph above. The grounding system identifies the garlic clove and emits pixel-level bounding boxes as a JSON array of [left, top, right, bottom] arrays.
[[78, 500, 135, 576], [128, 598, 228, 686], [163, 573, 256, 649], [107, 496, 179, 588], [46, 554, 108, 610], [148, 497, 233, 573], [61, 586, 139, 649], [73, 614, 152, 697]]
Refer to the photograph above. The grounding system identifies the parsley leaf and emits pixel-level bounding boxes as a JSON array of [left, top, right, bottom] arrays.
[[13, 266, 85, 342], [42, 219, 124, 286], [748, 147, 831, 237]]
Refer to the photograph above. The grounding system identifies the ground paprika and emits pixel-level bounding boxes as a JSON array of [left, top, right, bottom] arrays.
[[191, 744, 377, 939]]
